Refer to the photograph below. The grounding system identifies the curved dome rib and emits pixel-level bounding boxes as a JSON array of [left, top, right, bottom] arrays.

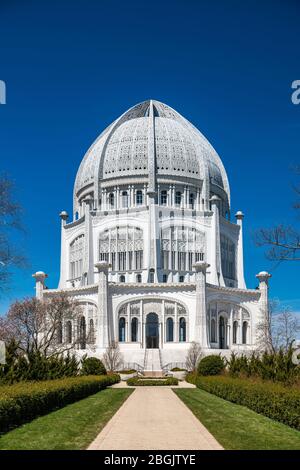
[[73, 99, 230, 215]]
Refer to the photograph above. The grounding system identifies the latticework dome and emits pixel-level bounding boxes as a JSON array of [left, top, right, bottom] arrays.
[[74, 100, 230, 212]]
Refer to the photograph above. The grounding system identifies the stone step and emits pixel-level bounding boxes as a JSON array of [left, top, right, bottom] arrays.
[[143, 370, 164, 377]]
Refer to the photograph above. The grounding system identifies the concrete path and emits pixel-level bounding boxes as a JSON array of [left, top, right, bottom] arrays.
[[88, 387, 223, 450]]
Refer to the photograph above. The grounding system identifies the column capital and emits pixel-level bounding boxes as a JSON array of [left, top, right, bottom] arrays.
[[94, 261, 110, 273], [59, 211, 68, 222], [193, 261, 210, 273], [256, 271, 272, 284], [235, 210, 244, 221], [209, 195, 221, 205], [32, 271, 48, 281]]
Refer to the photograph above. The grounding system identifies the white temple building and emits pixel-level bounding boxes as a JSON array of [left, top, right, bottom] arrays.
[[33, 99, 271, 371]]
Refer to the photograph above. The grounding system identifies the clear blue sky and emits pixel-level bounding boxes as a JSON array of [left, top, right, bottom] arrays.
[[0, 0, 299, 314]]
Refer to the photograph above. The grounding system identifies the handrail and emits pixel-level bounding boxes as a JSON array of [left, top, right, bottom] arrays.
[[162, 362, 187, 372], [121, 362, 144, 373]]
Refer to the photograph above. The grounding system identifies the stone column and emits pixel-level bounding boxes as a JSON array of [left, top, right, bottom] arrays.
[[256, 271, 272, 347], [174, 302, 178, 342], [235, 211, 246, 289], [83, 196, 94, 285], [32, 271, 47, 300], [148, 190, 158, 282], [95, 261, 110, 348], [193, 261, 210, 348], [58, 211, 68, 288], [210, 195, 225, 286]]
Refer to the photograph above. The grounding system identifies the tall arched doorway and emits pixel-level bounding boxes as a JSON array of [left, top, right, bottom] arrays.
[[219, 316, 226, 349], [146, 312, 159, 348]]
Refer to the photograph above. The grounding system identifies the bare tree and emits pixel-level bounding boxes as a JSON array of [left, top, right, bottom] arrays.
[[255, 167, 300, 262], [102, 341, 123, 372], [0, 294, 81, 356], [0, 176, 27, 292], [185, 341, 203, 371], [256, 299, 300, 353]]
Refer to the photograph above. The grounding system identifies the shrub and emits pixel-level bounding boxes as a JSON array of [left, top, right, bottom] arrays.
[[0, 374, 119, 433], [81, 357, 106, 376], [117, 369, 136, 374], [227, 349, 300, 383], [197, 355, 225, 376], [127, 377, 178, 386], [188, 374, 300, 430], [0, 347, 80, 384]]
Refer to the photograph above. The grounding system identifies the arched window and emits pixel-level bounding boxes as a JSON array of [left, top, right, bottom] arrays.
[[99, 226, 143, 273], [210, 318, 216, 342], [136, 274, 142, 283], [219, 316, 226, 349], [57, 321, 63, 344], [120, 275, 125, 282], [221, 234, 236, 282], [161, 190, 167, 206], [119, 317, 126, 342], [161, 226, 205, 273], [66, 320, 72, 344], [109, 192, 114, 209], [131, 318, 138, 342], [189, 193, 195, 209], [233, 321, 238, 344], [179, 317, 186, 342], [166, 318, 174, 342], [122, 191, 128, 208], [136, 190, 143, 205], [175, 191, 181, 206], [70, 234, 84, 280], [79, 316, 86, 350], [89, 319, 95, 343], [242, 321, 248, 344]]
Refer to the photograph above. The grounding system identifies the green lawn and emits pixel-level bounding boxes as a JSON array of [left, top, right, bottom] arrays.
[[0, 388, 132, 450], [175, 388, 300, 450]]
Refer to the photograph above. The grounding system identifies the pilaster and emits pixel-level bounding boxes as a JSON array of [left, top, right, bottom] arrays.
[[193, 261, 210, 348], [95, 261, 110, 348]]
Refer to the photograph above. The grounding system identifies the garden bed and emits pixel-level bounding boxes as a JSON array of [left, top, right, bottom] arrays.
[[0, 374, 120, 433], [187, 373, 300, 430], [127, 377, 178, 386]]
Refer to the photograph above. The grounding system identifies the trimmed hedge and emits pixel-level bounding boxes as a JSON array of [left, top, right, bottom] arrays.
[[0, 374, 119, 433], [187, 374, 300, 430], [81, 357, 106, 376], [127, 377, 178, 386], [197, 355, 225, 376]]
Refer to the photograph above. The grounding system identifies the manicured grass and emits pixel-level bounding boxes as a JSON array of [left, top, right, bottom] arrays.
[[0, 388, 132, 450], [175, 388, 300, 450]]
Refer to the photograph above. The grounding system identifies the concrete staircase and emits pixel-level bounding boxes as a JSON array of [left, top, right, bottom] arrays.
[[144, 349, 162, 376]]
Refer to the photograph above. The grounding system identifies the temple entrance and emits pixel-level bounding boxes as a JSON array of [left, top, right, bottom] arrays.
[[219, 316, 226, 349], [146, 312, 159, 348]]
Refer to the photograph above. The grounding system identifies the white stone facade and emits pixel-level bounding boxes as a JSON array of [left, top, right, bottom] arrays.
[[34, 100, 270, 370]]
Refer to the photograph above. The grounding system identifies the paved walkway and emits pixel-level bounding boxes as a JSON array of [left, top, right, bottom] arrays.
[[88, 386, 223, 450]]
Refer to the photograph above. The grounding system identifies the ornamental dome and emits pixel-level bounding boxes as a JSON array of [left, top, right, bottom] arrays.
[[73, 99, 230, 212]]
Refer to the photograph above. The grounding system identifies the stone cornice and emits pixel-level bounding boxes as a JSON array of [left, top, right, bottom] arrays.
[[44, 283, 98, 295], [207, 283, 260, 296], [43, 281, 260, 297], [64, 215, 85, 230]]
